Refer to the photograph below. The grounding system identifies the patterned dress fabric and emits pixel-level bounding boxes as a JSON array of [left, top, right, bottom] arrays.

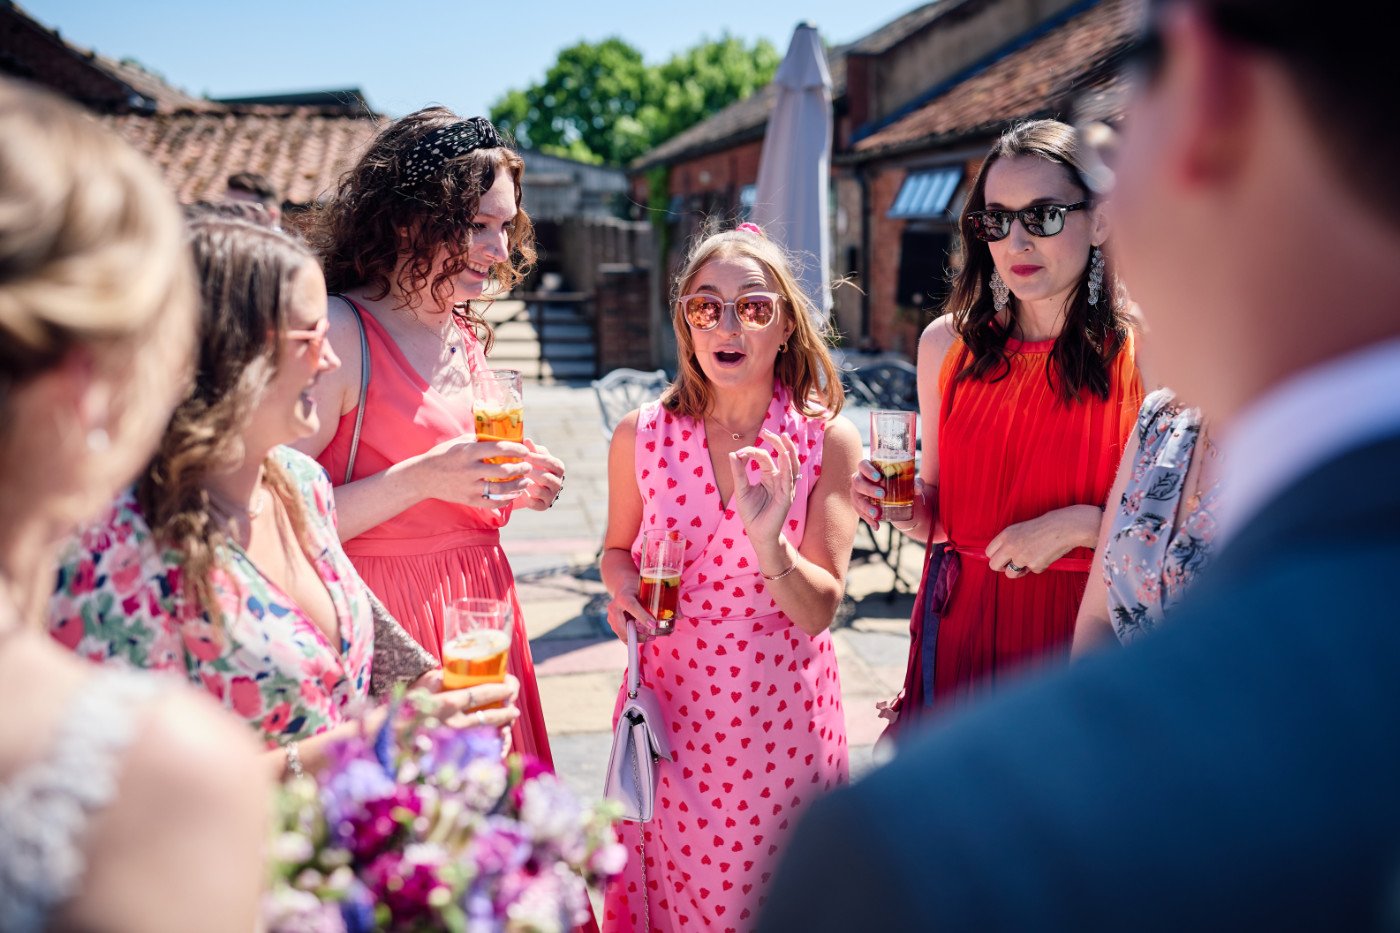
[[928, 334, 1142, 705], [602, 385, 849, 932], [0, 669, 161, 933], [315, 301, 554, 766], [1104, 388, 1218, 643], [48, 448, 373, 748]]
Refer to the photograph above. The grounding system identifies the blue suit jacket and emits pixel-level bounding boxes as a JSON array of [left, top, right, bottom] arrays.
[[760, 433, 1400, 931]]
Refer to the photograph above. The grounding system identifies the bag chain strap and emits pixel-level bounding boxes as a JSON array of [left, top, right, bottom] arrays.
[[632, 745, 650, 931]]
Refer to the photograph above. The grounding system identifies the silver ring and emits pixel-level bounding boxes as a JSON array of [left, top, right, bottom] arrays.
[[475, 710, 486, 727], [1006, 561, 1026, 574]]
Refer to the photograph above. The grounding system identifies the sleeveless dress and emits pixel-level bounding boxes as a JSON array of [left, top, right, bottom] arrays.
[[896, 333, 1142, 719], [0, 668, 160, 932], [1103, 388, 1219, 643], [602, 385, 849, 933], [49, 448, 374, 748], [315, 300, 554, 766]]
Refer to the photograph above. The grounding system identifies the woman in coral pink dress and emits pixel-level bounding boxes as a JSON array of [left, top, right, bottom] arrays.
[[600, 225, 862, 931], [297, 110, 564, 765]]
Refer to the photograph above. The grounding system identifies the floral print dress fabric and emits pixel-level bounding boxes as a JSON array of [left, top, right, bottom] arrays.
[[1103, 388, 1219, 643], [48, 447, 373, 748]]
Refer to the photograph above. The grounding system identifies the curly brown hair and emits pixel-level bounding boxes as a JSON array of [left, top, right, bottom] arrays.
[[305, 107, 536, 353], [947, 119, 1129, 402], [137, 217, 317, 627]]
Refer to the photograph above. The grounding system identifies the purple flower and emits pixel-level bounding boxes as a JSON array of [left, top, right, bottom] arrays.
[[419, 725, 503, 777], [365, 846, 453, 926], [469, 816, 532, 877], [338, 880, 376, 933], [340, 784, 425, 862], [320, 757, 396, 831]]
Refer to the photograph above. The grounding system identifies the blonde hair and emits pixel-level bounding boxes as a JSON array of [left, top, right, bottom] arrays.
[[663, 226, 844, 419], [138, 218, 318, 627], [0, 79, 196, 487]]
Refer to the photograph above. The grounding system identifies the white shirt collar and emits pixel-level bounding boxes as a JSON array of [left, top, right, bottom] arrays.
[[1215, 336, 1400, 544]]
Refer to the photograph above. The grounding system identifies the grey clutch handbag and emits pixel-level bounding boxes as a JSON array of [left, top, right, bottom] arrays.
[[603, 619, 672, 822]]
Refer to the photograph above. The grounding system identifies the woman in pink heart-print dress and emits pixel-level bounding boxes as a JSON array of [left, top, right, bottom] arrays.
[[600, 224, 862, 932]]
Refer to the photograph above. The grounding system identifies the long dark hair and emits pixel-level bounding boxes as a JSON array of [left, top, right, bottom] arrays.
[[946, 120, 1128, 401], [137, 217, 316, 627], [306, 107, 536, 354]]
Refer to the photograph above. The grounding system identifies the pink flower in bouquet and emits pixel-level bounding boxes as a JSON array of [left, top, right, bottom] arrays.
[[364, 845, 453, 926]]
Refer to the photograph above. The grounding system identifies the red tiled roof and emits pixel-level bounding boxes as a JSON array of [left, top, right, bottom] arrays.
[[853, 0, 1143, 157], [629, 2, 954, 171], [102, 108, 380, 205]]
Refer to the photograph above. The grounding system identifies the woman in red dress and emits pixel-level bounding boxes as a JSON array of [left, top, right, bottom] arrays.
[[851, 120, 1147, 727]]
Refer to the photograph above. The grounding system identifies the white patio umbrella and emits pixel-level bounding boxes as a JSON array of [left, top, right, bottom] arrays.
[[752, 22, 833, 325]]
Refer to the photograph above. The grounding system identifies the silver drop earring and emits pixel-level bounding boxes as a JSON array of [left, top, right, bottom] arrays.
[[1087, 246, 1106, 306], [990, 270, 1010, 312]]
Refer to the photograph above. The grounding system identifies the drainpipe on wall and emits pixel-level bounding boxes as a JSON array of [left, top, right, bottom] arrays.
[[857, 162, 872, 344]]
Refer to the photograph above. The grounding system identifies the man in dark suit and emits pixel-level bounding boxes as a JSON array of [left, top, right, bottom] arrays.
[[761, 0, 1400, 929]]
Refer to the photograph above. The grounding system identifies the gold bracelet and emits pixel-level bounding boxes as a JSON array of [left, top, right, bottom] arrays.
[[762, 560, 798, 582]]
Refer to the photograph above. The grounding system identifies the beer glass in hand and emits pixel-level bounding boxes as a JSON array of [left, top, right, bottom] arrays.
[[638, 529, 685, 635], [472, 369, 524, 501], [870, 410, 917, 522], [442, 598, 512, 701]]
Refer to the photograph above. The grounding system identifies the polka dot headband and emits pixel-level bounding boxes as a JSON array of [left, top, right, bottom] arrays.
[[398, 117, 503, 192]]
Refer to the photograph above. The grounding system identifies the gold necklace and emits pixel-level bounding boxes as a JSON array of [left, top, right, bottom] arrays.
[[707, 412, 766, 442]]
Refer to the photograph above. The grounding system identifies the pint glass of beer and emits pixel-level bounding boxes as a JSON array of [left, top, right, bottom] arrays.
[[442, 597, 512, 694], [870, 410, 917, 522], [472, 369, 524, 501], [637, 529, 685, 635]]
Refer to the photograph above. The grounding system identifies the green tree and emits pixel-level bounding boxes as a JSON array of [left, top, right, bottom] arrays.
[[491, 34, 779, 167]]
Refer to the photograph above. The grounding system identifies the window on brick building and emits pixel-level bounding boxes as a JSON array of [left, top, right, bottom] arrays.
[[897, 229, 953, 313]]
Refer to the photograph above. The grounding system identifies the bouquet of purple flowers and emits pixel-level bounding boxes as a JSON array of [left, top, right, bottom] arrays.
[[263, 697, 624, 933]]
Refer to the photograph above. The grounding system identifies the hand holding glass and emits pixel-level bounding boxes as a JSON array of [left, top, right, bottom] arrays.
[[442, 598, 512, 696], [637, 530, 685, 635], [472, 369, 524, 501], [870, 410, 917, 522]]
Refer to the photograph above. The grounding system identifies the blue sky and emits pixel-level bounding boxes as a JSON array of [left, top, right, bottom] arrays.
[[26, 0, 922, 118]]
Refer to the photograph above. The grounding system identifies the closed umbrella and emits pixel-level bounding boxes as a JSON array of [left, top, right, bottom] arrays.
[[752, 22, 833, 325]]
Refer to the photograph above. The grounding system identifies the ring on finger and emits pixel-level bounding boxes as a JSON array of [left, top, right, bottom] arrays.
[[475, 710, 486, 727], [1006, 561, 1026, 574]]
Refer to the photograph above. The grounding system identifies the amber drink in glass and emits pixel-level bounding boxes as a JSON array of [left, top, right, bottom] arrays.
[[472, 369, 524, 500], [871, 410, 917, 522], [637, 529, 685, 635], [442, 597, 512, 695]]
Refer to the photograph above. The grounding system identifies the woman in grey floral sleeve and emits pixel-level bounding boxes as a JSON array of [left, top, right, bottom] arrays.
[[1073, 387, 1221, 652]]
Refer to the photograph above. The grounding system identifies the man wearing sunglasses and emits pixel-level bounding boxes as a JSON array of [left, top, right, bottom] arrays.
[[762, 1, 1400, 929]]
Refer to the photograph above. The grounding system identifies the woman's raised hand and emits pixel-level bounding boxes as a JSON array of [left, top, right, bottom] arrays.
[[728, 429, 800, 547], [413, 434, 533, 507]]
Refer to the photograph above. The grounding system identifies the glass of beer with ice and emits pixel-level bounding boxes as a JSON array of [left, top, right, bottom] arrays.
[[442, 597, 512, 694], [472, 369, 524, 501], [870, 410, 917, 522], [637, 529, 685, 635]]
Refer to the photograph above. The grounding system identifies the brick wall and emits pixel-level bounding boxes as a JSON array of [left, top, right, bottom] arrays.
[[595, 264, 657, 372]]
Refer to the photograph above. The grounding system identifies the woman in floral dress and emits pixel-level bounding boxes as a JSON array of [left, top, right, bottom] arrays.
[[599, 224, 862, 930], [49, 216, 517, 775]]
